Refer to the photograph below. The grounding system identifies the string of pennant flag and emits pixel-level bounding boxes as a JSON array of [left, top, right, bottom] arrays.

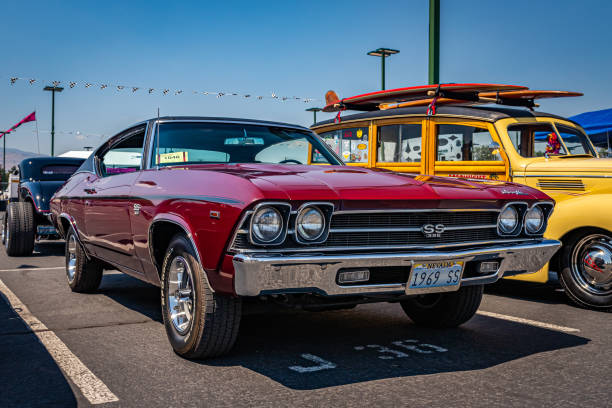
[[7, 76, 317, 103]]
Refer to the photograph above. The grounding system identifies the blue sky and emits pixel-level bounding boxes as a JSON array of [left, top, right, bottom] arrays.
[[2, 0, 611, 155]]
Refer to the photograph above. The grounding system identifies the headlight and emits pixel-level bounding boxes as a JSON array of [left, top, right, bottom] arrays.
[[296, 207, 325, 241], [498, 206, 519, 234], [525, 206, 544, 234], [251, 206, 283, 243]]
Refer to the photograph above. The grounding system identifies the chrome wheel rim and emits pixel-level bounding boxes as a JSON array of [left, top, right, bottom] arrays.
[[67, 235, 77, 282], [570, 234, 612, 296], [167, 256, 195, 335]]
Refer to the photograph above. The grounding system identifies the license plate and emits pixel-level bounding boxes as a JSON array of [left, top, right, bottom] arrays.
[[408, 261, 464, 290]]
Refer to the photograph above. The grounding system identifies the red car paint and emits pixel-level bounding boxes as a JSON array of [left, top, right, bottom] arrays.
[[50, 119, 553, 297]]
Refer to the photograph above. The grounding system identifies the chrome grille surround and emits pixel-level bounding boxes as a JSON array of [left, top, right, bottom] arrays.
[[227, 206, 534, 254]]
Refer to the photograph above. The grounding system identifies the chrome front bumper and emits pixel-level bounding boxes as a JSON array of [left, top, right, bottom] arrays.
[[232, 240, 561, 297]]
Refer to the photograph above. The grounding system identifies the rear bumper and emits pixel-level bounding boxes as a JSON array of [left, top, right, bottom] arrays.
[[232, 239, 561, 297]]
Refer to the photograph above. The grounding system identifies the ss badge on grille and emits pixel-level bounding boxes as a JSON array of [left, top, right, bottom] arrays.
[[422, 223, 445, 238]]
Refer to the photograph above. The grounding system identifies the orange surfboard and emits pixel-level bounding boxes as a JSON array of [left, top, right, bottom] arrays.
[[322, 83, 527, 112], [380, 90, 583, 110]]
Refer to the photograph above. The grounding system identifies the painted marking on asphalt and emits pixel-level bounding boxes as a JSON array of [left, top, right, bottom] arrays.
[[0, 266, 64, 273], [0, 279, 119, 404], [477, 310, 580, 333], [289, 354, 337, 373]]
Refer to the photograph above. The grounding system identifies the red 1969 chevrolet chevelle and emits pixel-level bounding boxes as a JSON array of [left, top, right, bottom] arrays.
[[50, 117, 561, 359]]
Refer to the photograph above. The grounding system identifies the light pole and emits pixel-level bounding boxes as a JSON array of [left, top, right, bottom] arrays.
[[367, 48, 399, 90], [305, 107, 322, 125], [429, 0, 440, 84], [43, 85, 64, 156]]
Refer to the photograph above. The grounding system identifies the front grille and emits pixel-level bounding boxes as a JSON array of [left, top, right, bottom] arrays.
[[230, 209, 503, 252], [330, 211, 498, 229]]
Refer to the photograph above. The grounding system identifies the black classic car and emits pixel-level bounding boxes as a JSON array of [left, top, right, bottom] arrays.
[[2, 156, 84, 256]]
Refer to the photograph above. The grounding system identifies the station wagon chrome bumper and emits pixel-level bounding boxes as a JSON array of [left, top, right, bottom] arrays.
[[232, 240, 561, 297]]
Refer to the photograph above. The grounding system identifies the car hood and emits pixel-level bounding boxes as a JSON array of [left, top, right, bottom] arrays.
[[525, 157, 612, 173], [180, 164, 544, 203]]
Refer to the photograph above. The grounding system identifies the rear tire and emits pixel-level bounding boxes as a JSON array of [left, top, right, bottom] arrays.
[[65, 227, 103, 292], [161, 234, 241, 359], [559, 230, 612, 311], [4, 201, 35, 256], [400, 285, 484, 327]]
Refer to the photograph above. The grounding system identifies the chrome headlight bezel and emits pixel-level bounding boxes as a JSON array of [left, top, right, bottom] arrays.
[[524, 202, 554, 236], [293, 202, 334, 245], [249, 203, 290, 245], [497, 202, 527, 236], [296, 206, 325, 242]]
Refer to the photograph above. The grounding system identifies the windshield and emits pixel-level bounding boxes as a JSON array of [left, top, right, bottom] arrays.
[[507, 123, 595, 157], [151, 122, 342, 167]]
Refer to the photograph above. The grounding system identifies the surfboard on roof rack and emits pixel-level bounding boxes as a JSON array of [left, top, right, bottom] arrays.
[[322, 83, 528, 113], [381, 90, 584, 110]]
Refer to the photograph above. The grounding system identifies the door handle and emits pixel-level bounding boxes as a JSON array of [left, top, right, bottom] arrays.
[[84, 188, 96, 194]]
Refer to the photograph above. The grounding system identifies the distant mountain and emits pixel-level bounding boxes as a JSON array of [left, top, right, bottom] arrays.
[[1, 147, 45, 170]]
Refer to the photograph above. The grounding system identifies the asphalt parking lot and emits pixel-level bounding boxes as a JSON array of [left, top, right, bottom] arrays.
[[0, 237, 610, 407]]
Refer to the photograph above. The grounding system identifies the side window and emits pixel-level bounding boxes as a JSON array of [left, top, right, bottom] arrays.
[[436, 124, 501, 161], [377, 124, 421, 163], [99, 130, 145, 177], [507, 124, 567, 157], [555, 125, 594, 155], [318, 127, 369, 163]]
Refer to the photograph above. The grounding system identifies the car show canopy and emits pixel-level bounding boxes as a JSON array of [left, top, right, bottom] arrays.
[[570, 108, 612, 148]]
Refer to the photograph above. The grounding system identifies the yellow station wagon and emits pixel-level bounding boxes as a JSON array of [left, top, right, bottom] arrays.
[[311, 84, 612, 310]]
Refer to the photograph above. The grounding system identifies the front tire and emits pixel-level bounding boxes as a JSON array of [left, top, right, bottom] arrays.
[[559, 231, 612, 310], [161, 234, 241, 359], [400, 285, 484, 327], [65, 227, 103, 292], [4, 201, 35, 256]]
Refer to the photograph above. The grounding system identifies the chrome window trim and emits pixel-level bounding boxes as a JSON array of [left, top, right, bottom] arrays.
[[497, 201, 528, 237], [95, 124, 148, 177], [524, 201, 554, 236], [155, 118, 309, 131], [293, 202, 335, 244]]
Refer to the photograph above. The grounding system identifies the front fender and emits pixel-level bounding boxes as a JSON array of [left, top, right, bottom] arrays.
[[544, 194, 612, 240]]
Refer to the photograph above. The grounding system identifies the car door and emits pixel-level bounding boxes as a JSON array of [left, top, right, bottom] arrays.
[[430, 119, 509, 181], [82, 126, 146, 273], [372, 118, 428, 175]]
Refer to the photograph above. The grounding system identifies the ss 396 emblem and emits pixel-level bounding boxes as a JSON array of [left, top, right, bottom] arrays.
[[133, 203, 141, 215], [422, 223, 445, 238]]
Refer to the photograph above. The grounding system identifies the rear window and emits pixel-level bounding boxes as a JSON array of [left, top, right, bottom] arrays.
[[41, 165, 80, 176]]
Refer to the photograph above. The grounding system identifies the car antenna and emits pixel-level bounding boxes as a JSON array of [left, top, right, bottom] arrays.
[[156, 107, 160, 170]]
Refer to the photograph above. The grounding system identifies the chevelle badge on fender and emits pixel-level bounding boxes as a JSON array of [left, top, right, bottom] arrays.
[[50, 116, 561, 359]]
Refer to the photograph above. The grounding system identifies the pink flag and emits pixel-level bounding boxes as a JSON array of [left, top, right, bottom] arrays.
[[0, 111, 36, 139]]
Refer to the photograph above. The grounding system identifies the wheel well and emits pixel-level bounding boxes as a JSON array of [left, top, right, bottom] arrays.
[[150, 221, 188, 278], [549, 226, 612, 273], [59, 217, 72, 238]]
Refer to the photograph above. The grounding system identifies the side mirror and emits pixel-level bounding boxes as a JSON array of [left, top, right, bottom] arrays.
[[488, 142, 500, 155]]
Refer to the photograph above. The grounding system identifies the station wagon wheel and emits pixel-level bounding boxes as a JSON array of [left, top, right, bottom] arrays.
[[161, 234, 241, 359], [560, 231, 612, 310]]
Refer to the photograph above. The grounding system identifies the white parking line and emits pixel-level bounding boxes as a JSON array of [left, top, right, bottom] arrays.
[[0, 266, 65, 273], [477, 310, 580, 333], [0, 279, 119, 404]]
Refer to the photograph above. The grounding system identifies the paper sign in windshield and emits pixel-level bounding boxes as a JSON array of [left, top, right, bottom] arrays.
[[159, 151, 189, 164]]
